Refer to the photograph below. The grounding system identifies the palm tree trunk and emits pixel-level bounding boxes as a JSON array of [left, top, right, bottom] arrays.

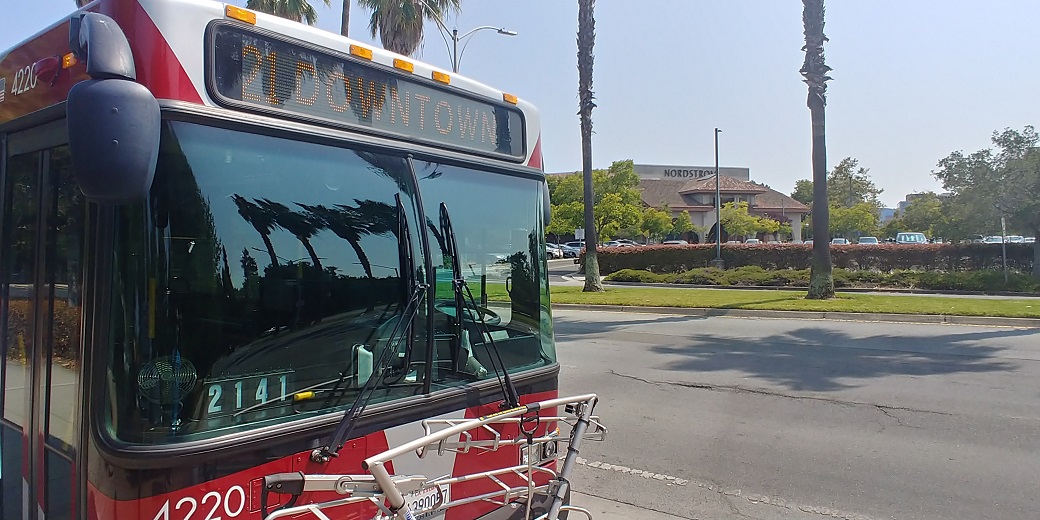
[[347, 237, 374, 279], [261, 233, 279, 268], [577, 0, 602, 292], [301, 238, 323, 272], [806, 97, 834, 299], [801, 0, 834, 299], [340, 0, 350, 36], [1033, 230, 1039, 277]]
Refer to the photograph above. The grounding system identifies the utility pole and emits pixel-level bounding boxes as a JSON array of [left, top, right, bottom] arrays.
[[713, 128, 724, 268]]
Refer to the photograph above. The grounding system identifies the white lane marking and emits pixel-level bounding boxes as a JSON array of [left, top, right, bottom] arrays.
[[576, 457, 688, 485], [576, 457, 880, 520]]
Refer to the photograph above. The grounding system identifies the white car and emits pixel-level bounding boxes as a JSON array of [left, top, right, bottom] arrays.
[[744, 238, 761, 244], [895, 232, 928, 244], [857, 236, 879, 245], [830, 238, 849, 245]]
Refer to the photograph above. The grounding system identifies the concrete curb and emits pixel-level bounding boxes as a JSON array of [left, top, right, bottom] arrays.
[[552, 303, 1040, 328], [601, 280, 1040, 298]]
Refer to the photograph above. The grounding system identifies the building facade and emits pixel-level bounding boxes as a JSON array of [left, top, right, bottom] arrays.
[[634, 164, 809, 242]]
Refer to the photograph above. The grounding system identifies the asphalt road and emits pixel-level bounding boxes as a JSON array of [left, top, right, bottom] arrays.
[[554, 309, 1040, 520]]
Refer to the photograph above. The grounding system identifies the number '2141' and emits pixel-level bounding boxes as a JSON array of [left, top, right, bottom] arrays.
[[207, 376, 288, 413], [151, 486, 246, 520]]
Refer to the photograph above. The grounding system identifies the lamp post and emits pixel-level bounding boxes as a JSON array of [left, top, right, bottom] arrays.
[[713, 128, 724, 268], [448, 27, 517, 73], [418, 1, 517, 73]]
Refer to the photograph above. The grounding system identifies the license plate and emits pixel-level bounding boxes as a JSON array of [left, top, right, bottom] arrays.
[[404, 483, 450, 519]]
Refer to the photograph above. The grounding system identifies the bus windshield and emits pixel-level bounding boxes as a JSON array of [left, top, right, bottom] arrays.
[[104, 121, 554, 444]]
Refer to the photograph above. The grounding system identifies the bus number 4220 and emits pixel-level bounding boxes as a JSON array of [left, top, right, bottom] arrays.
[[151, 486, 247, 520]]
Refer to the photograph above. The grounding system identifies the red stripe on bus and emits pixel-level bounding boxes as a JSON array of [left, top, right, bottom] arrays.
[[528, 135, 543, 170], [101, 0, 203, 104]]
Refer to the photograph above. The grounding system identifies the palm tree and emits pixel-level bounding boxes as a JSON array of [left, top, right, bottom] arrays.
[[341, 0, 351, 36], [233, 195, 280, 268], [258, 199, 325, 271], [246, 0, 332, 25], [577, 0, 602, 292], [300, 203, 377, 278], [801, 0, 834, 299], [357, 0, 461, 57]]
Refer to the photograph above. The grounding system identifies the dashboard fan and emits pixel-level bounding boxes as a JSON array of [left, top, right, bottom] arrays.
[[137, 356, 198, 405]]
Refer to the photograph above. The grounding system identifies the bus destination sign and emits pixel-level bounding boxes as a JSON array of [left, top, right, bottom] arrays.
[[209, 25, 525, 159]]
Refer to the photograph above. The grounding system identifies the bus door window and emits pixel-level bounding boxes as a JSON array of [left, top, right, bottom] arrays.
[[2, 151, 41, 520], [1, 143, 84, 520], [41, 146, 85, 520]]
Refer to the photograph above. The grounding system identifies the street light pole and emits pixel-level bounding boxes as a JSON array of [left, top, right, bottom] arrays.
[[452, 28, 459, 72], [415, 0, 516, 73], [714, 128, 723, 268]]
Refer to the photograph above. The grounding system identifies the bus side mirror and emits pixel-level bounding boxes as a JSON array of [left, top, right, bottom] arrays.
[[66, 12, 160, 204]]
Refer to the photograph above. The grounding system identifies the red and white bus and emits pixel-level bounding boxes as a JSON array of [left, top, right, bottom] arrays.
[[1, 2, 598, 519]]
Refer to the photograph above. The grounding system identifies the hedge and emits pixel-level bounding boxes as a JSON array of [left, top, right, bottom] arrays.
[[581, 243, 1037, 275], [605, 266, 1040, 292], [5, 299, 81, 364]]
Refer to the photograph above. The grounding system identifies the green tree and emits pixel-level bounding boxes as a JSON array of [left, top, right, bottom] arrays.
[[577, 0, 601, 291], [829, 203, 878, 238], [670, 210, 694, 238], [595, 193, 642, 240], [934, 126, 1040, 274], [827, 157, 883, 211], [791, 179, 814, 206], [357, 0, 460, 56], [899, 192, 944, 238], [640, 207, 673, 243], [546, 201, 583, 242], [246, 0, 332, 25], [720, 202, 778, 239], [801, 0, 834, 299]]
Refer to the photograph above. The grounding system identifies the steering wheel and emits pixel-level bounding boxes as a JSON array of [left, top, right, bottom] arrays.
[[435, 302, 502, 327]]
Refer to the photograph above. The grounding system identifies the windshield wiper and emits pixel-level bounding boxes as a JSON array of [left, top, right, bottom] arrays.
[[439, 202, 520, 409], [310, 194, 428, 463]]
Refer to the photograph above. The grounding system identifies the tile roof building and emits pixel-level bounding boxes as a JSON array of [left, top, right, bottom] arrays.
[[633, 164, 809, 242]]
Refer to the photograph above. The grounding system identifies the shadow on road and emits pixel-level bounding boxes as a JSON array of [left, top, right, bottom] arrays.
[[649, 327, 1028, 392], [553, 313, 1034, 392]]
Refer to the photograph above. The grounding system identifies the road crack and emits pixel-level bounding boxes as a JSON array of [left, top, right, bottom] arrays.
[[610, 370, 954, 417]]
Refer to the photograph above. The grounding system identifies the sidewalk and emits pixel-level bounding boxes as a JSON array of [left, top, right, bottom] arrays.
[[570, 491, 688, 519]]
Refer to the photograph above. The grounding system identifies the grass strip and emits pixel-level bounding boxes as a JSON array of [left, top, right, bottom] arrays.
[[546, 286, 1040, 319]]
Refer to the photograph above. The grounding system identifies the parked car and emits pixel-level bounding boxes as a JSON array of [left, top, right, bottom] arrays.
[[558, 244, 580, 258], [857, 236, 879, 245], [744, 238, 761, 244], [895, 232, 928, 244], [615, 239, 642, 247], [982, 235, 1003, 244], [830, 238, 850, 245], [602, 240, 622, 247], [803, 240, 813, 246], [661, 240, 688, 245], [1025, 237, 1036, 244], [565, 240, 586, 249], [546, 244, 563, 259], [1008, 235, 1025, 243]]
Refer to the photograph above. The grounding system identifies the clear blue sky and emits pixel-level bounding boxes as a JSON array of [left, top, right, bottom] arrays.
[[4, 1, 1039, 207]]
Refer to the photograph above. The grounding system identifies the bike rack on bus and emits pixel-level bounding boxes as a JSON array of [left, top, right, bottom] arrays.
[[262, 394, 606, 520]]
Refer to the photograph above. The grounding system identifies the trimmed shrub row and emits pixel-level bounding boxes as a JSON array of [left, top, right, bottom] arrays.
[[605, 266, 1040, 293], [582, 243, 1037, 275]]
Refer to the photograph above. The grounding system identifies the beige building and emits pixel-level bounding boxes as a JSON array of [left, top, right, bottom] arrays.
[[635, 164, 809, 242]]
